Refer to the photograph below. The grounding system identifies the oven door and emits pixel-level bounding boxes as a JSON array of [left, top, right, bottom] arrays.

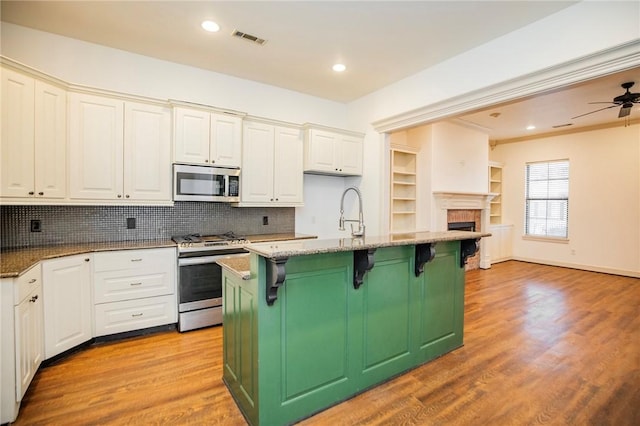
[[177, 253, 245, 312]]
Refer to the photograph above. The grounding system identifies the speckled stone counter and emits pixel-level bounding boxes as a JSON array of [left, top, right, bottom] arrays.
[[0, 240, 175, 278], [245, 233, 316, 243], [245, 230, 489, 259], [217, 255, 251, 280], [1, 233, 317, 278]]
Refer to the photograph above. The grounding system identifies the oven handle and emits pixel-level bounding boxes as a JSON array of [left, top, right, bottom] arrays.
[[178, 253, 247, 267]]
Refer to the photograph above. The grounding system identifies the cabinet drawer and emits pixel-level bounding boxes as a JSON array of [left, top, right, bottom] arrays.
[[94, 294, 177, 337], [94, 268, 174, 304], [14, 264, 42, 305], [93, 247, 175, 272]]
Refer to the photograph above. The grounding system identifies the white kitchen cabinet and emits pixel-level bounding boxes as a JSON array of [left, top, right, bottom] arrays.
[[93, 248, 177, 337], [303, 125, 364, 176], [240, 120, 303, 206], [69, 93, 171, 202], [124, 102, 172, 200], [42, 255, 93, 359], [174, 106, 243, 168], [1, 67, 66, 200], [11, 264, 44, 402], [489, 224, 513, 264]]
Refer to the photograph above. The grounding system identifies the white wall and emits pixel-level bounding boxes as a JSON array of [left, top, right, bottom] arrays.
[[491, 124, 640, 277], [431, 122, 488, 193]]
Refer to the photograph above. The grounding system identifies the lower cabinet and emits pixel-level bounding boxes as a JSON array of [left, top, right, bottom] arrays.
[[224, 242, 464, 426], [489, 224, 513, 264], [94, 294, 176, 336], [1, 264, 43, 424], [42, 255, 93, 359], [93, 247, 177, 337]]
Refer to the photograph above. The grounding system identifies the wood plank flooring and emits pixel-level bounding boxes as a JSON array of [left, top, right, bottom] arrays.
[[12, 261, 640, 425]]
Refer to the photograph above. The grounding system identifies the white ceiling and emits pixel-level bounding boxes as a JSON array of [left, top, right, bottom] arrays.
[[2, 1, 638, 140]]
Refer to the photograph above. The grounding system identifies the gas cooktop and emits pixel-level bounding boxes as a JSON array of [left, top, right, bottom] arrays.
[[172, 232, 249, 251]]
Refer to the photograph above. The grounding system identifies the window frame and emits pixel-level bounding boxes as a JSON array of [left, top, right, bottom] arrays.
[[524, 159, 570, 241]]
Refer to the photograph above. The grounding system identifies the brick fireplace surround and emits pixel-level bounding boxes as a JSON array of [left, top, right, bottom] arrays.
[[433, 192, 495, 270]]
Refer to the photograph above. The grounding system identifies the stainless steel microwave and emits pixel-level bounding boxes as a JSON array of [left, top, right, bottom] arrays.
[[173, 164, 240, 202]]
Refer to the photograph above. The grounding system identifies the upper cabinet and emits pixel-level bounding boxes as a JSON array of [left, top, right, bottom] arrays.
[[174, 106, 243, 168], [303, 125, 364, 176], [1, 67, 66, 199], [69, 93, 171, 203], [239, 119, 303, 207]]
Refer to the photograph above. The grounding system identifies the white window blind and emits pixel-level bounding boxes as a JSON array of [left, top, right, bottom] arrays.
[[525, 160, 569, 238]]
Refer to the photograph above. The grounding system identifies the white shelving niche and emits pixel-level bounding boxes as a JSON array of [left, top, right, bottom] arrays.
[[390, 146, 418, 234]]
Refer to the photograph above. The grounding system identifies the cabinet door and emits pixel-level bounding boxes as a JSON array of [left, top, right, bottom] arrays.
[[210, 113, 242, 168], [42, 255, 92, 359], [123, 102, 171, 201], [174, 107, 210, 165], [338, 134, 363, 176], [34, 80, 67, 199], [14, 284, 43, 401], [69, 93, 124, 200], [1, 68, 35, 198], [304, 129, 337, 173], [273, 126, 303, 205], [241, 122, 275, 203]]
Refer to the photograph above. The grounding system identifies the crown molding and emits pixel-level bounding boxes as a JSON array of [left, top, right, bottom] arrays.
[[372, 40, 640, 133]]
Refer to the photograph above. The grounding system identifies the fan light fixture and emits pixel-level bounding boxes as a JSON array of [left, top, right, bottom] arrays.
[[526, 125, 536, 130]]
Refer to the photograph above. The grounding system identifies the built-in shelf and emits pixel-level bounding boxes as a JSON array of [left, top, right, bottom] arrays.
[[489, 162, 503, 224], [391, 147, 417, 233]]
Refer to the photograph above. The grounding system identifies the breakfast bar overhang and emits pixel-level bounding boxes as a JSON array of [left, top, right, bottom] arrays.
[[221, 231, 488, 426]]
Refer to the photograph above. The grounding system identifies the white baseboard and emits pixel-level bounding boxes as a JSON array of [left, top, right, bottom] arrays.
[[508, 256, 640, 279]]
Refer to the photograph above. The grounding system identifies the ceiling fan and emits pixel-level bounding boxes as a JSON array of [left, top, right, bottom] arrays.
[[572, 81, 640, 120]]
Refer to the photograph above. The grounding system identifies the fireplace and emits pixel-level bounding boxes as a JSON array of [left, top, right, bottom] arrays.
[[433, 192, 495, 270], [448, 221, 475, 232]]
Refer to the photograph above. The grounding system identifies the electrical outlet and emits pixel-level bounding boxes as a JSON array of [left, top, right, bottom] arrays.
[[127, 218, 136, 229], [30, 219, 42, 232], [263, 216, 269, 225]]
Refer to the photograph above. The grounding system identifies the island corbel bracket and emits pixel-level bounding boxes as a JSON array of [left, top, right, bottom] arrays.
[[266, 256, 288, 306], [415, 243, 436, 277], [353, 249, 376, 289], [460, 239, 480, 268]]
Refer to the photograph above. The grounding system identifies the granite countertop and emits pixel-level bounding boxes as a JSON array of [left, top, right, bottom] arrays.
[[216, 255, 251, 281], [0, 233, 317, 278], [0, 240, 176, 278], [245, 231, 490, 260]]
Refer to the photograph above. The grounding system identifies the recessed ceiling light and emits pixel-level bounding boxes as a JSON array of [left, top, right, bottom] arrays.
[[526, 125, 536, 130], [201, 20, 220, 32], [332, 64, 346, 72]]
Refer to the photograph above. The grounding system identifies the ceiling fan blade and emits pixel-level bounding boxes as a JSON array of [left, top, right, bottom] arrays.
[[588, 101, 618, 105], [618, 105, 632, 118], [571, 104, 618, 120]]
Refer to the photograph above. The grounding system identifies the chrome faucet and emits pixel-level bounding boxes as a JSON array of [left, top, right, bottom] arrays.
[[339, 186, 365, 237]]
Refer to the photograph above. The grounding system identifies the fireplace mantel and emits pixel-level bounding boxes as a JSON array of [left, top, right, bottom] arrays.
[[433, 191, 496, 269]]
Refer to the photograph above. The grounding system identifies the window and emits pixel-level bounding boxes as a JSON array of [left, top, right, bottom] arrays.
[[525, 160, 569, 238]]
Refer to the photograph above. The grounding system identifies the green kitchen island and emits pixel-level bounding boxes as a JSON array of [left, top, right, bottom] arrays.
[[220, 231, 488, 426]]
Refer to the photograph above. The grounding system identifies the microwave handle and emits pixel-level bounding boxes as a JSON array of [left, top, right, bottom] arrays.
[[224, 175, 229, 197]]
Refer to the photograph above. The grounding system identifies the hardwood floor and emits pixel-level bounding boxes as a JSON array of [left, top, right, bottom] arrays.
[[13, 261, 640, 425]]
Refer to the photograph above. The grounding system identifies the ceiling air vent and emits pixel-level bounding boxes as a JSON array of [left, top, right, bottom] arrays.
[[232, 30, 267, 46]]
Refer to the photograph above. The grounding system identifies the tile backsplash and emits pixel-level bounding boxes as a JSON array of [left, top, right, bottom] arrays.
[[0, 203, 294, 249]]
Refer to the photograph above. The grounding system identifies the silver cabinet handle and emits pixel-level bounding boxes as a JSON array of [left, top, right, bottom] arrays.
[[131, 313, 143, 317], [130, 282, 142, 286], [28, 278, 37, 284], [130, 258, 143, 262]]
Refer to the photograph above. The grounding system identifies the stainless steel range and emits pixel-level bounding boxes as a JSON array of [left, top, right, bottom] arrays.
[[172, 233, 249, 332]]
